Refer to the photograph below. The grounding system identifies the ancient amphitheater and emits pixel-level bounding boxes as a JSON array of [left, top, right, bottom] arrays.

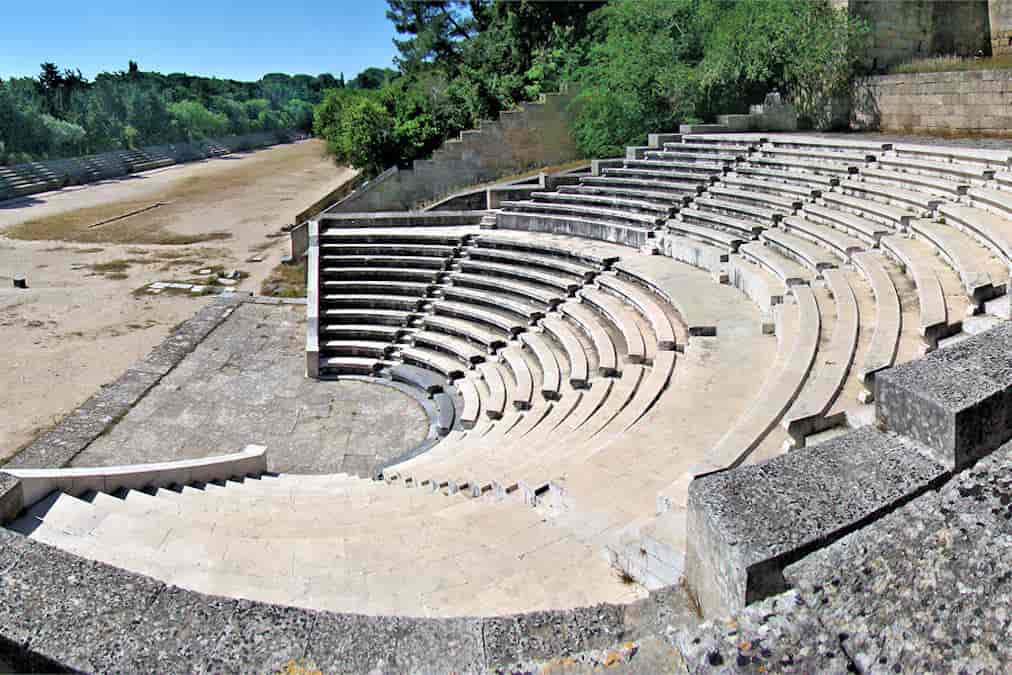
[[1, 131, 1010, 672]]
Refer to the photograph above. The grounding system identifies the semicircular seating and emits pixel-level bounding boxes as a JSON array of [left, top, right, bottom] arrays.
[[12, 131, 1012, 627]]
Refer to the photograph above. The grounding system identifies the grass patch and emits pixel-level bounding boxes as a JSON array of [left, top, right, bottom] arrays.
[[260, 259, 306, 298], [890, 54, 1012, 74]]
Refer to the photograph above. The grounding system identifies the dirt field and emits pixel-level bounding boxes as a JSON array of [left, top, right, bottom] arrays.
[[0, 139, 356, 463]]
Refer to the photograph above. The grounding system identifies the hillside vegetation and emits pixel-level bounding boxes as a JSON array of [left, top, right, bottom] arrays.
[[314, 0, 870, 176], [0, 64, 394, 166]]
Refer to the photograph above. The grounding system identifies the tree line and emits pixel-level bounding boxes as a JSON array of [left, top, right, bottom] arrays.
[[0, 62, 392, 166], [315, 0, 870, 176]]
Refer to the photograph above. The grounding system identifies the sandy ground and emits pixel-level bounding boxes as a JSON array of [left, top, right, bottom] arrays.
[[0, 140, 355, 463]]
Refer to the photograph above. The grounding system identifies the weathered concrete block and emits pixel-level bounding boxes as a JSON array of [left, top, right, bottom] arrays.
[[877, 322, 1012, 468], [685, 427, 946, 618]]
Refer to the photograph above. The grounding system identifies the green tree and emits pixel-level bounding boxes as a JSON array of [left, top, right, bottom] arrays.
[[169, 100, 228, 140]]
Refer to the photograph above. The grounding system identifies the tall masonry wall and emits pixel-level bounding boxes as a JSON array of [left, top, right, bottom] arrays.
[[840, 0, 991, 69], [852, 69, 1012, 134], [331, 90, 580, 213], [991, 0, 1012, 55]]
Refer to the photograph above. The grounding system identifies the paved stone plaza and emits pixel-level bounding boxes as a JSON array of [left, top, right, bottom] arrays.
[[72, 301, 429, 476]]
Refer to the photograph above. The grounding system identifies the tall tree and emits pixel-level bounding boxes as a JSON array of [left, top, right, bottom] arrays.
[[385, 0, 480, 74]]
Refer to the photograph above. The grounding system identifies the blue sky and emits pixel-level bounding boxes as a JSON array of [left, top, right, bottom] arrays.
[[2, 1, 399, 81]]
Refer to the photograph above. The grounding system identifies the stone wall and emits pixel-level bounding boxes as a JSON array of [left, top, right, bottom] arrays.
[[851, 69, 1012, 134], [991, 0, 1012, 54], [332, 90, 580, 212], [843, 0, 991, 70]]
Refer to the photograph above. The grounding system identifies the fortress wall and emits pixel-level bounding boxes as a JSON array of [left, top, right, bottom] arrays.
[[332, 90, 580, 213], [852, 69, 1012, 134]]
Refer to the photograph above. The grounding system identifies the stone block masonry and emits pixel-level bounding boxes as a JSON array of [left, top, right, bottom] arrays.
[[333, 90, 580, 212], [852, 69, 1012, 135]]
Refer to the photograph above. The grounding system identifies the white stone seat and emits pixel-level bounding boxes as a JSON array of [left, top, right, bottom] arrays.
[[320, 324, 410, 343], [780, 270, 858, 446], [705, 184, 800, 213], [476, 363, 506, 420], [541, 316, 591, 388], [319, 267, 441, 282], [411, 331, 486, 366], [578, 287, 648, 364], [779, 216, 866, 263], [622, 158, 728, 176], [559, 183, 690, 206], [691, 196, 782, 226], [893, 144, 1011, 167], [908, 219, 1001, 304], [448, 271, 563, 308], [735, 165, 838, 189], [739, 241, 812, 286], [318, 230, 466, 246], [456, 376, 482, 428], [758, 146, 876, 165], [765, 135, 891, 154], [726, 255, 788, 312], [748, 155, 858, 177], [319, 242, 458, 257], [571, 365, 645, 441], [519, 332, 563, 399], [706, 285, 818, 468], [501, 346, 535, 410], [456, 258, 581, 294], [430, 300, 526, 336], [596, 273, 677, 351], [851, 251, 901, 399], [321, 308, 415, 326], [321, 294, 425, 311], [320, 340, 395, 358], [839, 178, 941, 215], [501, 198, 662, 227], [495, 208, 655, 248], [759, 229, 838, 275], [530, 190, 674, 216], [879, 235, 956, 348], [561, 301, 620, 376], [320, 280, 434, 296], [420, 314, 508, 352], [318, 356, 388, 375], [643, 149, 741, 164], [799, 203, 891, 245], [608, 351, 676, 434], [439, 285, 545, 322], [666, 219, 745, 252], [722, 174, 819, 200], [858, 167, 968, 197], [945, 199, 1012, 265], [580, 174, 705, 195], [603, 167, 716, 184], [399, 346, 469, 381], [819, 191, 913, 230], [877, 156, 995, 183]]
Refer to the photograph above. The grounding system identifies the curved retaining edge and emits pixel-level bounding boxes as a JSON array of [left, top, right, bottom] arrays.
[[4, 445, 268, 512]]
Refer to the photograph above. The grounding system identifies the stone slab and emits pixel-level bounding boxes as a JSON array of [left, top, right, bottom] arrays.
[[685, 426, 947, 618], [877, 321, 1012, 468]]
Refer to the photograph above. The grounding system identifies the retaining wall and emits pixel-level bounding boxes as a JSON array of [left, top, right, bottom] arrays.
[[0, 130, 302, 202], [332, 90, 580, 213], [852, 69, 1012, 134]]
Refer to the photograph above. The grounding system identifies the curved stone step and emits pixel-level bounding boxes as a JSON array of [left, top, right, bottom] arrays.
[[644, 149, 742, 164], [939, 201, 1012, 266], [541, 316, 590, 388], [501, 347, 534, 410], [572, 365, 645, 441], [705, 184, 801, 213], [321, 280, 434, 296], [859, 166, 967, 197], [430, 300, 526, 336], [320, 340, 395, 358], [320, 324, 410, 342], [560, 302, 619, 376], [455, 377, 482, 428], [878, 155, 994, 183], [320, 255, 449, 270], [613, 351, 676, 433], [456, 259, 581, 295], [477, 363, 507, 420], [321, 308, 415, 326], [448, 272, 563, 308], [519, 332, 563, 400], [622, 158, 728, 175], [820, 191, 913, 230], [497, 210, 654, 248], [410, 331, 486, 366], [420, 314, 508, 352], [908, 219, 1000, 304], [735, 165, 838, 189], [739, 242, 812, 286], [603, 167, 716, 184], [759, 229, 839, 275], [666, 220, 744, 252], [678, 207, 764, 239], [439, 285, 545, 322], [500, 199, 662, 227], [466, 245, 601, 281], [722, 174, 818, 200], [319, 267, 441, 282], [879, 235, 955, 348], [780, 216, 866, 263], [851, 251, 901, 399], [319, 243, 458, 257], [579, 174, 704, 195], [321, 294, 425, 311], [530, 190, 674, 216], [596, 274, 677, 351], [839, 178, 940, 215], [399, 346, 468, 381], [781, 270, 858, 445], [319, 356, 387, 376], [800, 203, 892, 245], [578, 288, 648, 364], [560, 184, 690, 206]]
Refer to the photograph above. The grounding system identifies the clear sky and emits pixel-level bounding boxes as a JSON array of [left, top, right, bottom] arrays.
[[2, 0, 399, 82]]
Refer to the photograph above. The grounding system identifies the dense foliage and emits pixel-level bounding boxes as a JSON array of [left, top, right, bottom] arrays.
[[316, 0, 869, 175], [0, 63, 338, 165]]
